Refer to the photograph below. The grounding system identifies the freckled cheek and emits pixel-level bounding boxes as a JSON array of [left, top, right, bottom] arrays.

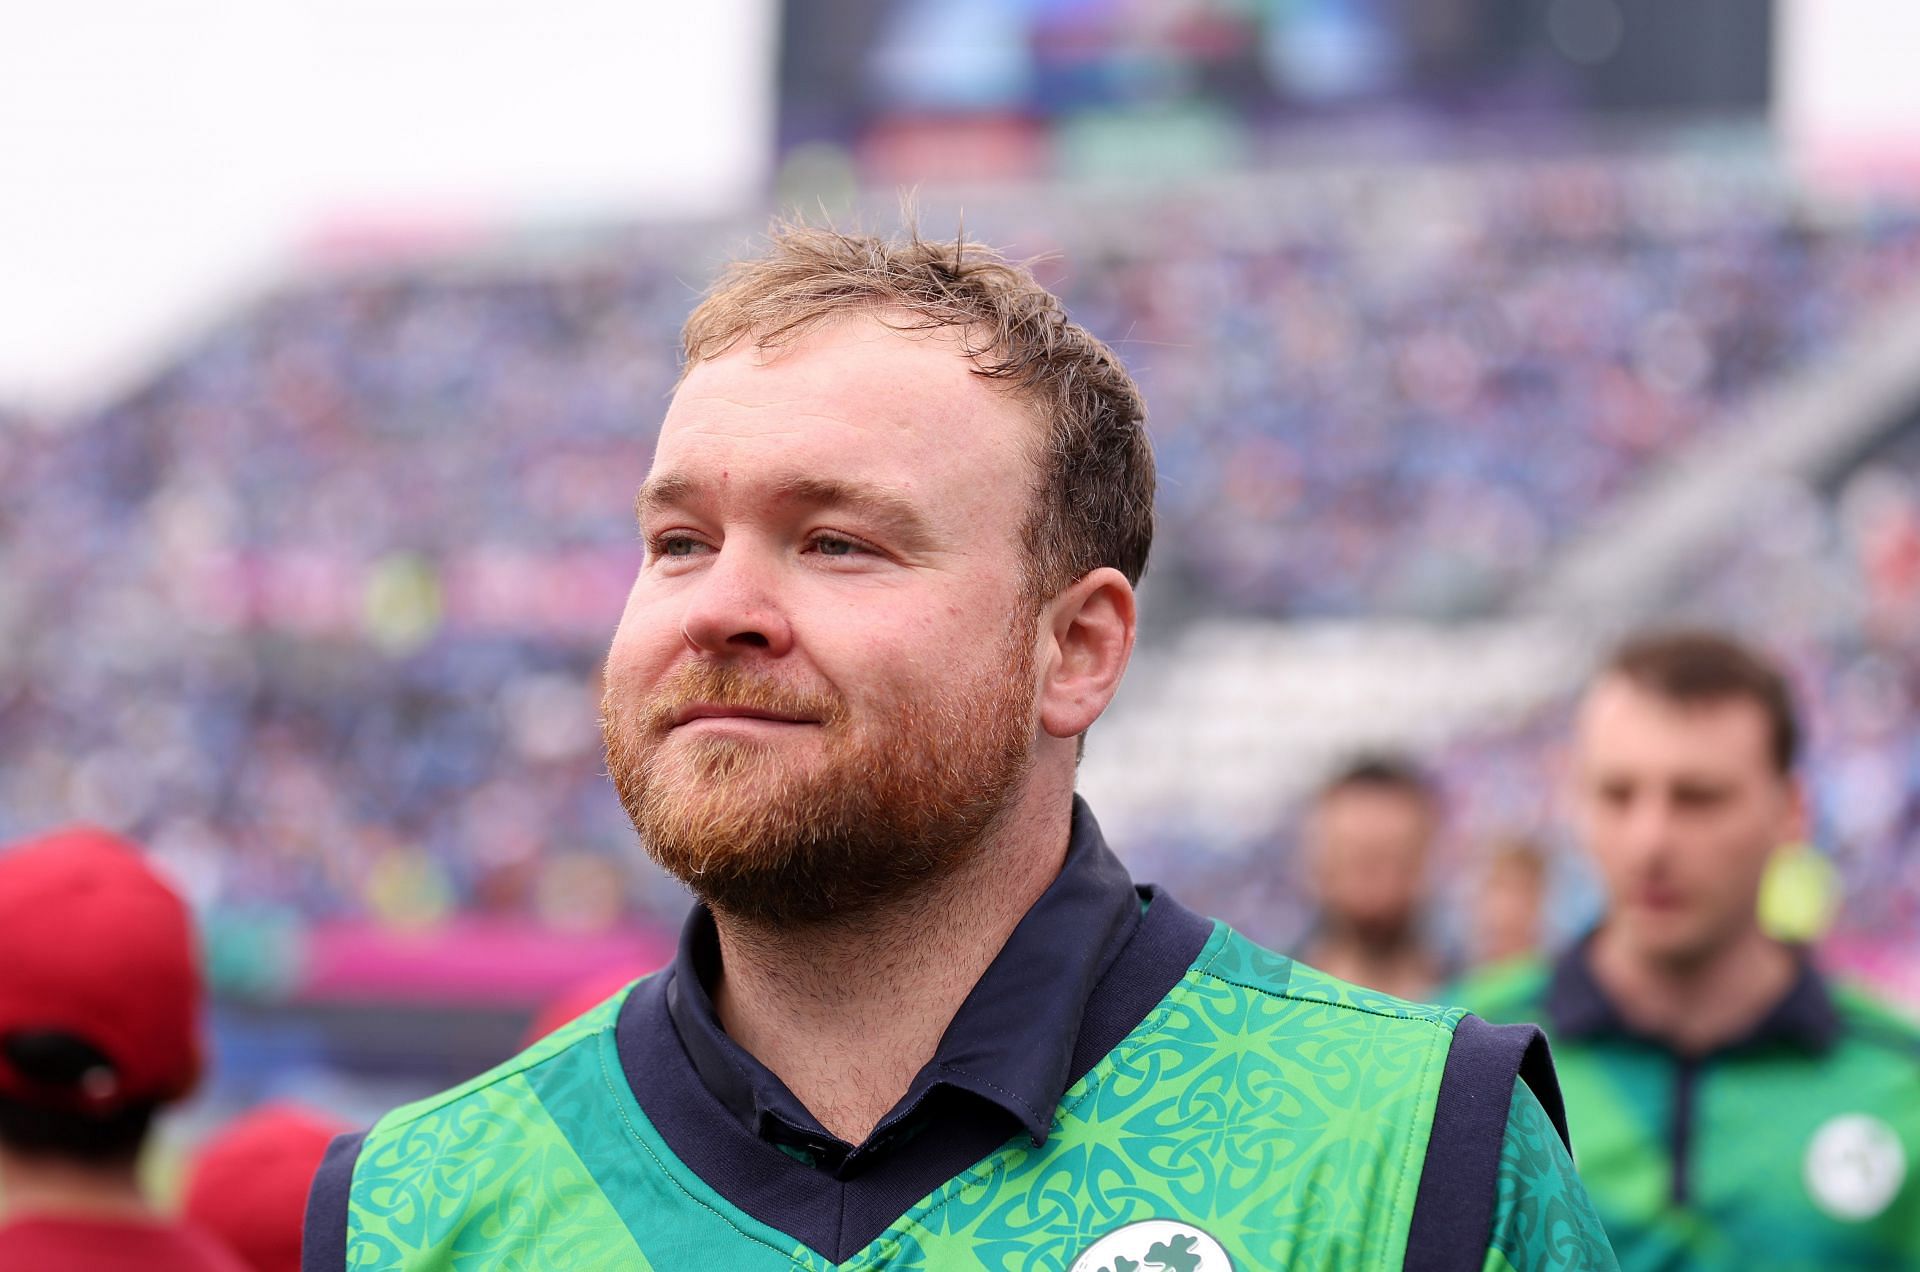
[[795, 610, 963, 705], [611, 570, 664, 635], [913, 589, 1008, 649], [605, 600, 685, 693], [600, 641, 653, 707]]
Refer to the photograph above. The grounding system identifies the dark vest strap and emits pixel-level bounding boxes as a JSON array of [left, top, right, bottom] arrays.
[[1402, 1015, 1568, 1272], [300, 1129, 367, 1272]]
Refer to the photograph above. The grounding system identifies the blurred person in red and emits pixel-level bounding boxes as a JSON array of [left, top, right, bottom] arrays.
[[182, 1105, 347, 1272], [0, 826, 245, 1271], [1468, 835, 1549, 969], [1297, 755, 1449, 1000], [519, 968, 652, 1049]]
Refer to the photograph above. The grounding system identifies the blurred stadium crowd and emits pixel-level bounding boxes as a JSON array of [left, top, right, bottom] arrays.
[[1, 151, 1919, 975]]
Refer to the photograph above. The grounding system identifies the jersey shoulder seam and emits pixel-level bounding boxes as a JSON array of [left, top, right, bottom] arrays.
[[1833, 1009, 1920, 1061], [1194, 941, 1461, 1035], [374, 1027, 610, 1135], [364, 986, 642, 1137]]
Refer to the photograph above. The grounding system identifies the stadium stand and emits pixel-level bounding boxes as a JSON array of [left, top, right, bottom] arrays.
[[3, 149, 1920, 971], [1141, 420, 1920, 951]]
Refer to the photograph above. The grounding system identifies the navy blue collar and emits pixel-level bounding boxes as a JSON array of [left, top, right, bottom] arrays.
[[1546, 932, 1841, 1056], [663, 795, 1143, 1172], [616, 832, 1214, 1261]]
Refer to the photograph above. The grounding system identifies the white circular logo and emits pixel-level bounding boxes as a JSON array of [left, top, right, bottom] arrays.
[[1804, 1114, 1908, 1221], [1070, 1220, 1233, 1272]]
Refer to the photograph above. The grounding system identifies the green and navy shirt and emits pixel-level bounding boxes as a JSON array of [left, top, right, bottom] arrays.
[[1453, 941, 1920, 1271], [305, 800, 1614, 1270]]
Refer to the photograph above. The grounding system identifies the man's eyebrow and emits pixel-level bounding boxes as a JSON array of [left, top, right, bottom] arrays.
[[768, 475, 932, 539], [633, 472, 936, 544], [634, 473, 696, 523]]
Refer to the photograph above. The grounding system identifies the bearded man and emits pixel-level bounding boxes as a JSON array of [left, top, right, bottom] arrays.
[[304, 226, 1614, 1271]]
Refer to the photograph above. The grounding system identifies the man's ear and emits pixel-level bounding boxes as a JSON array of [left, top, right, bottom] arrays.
[[1037, 567, 1136, 740]]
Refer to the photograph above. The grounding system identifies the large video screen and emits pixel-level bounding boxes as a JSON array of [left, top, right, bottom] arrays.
[[777, 0, 1772, 181]]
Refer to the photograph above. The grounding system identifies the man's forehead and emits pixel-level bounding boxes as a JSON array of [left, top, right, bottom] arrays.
[[648, 319, 1036, 509], [1576, 677, 1773, 765], [1318, 784, 1427, 824], [664, 316, 1015, 431]]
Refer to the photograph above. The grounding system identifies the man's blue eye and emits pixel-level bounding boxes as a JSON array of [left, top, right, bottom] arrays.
[[662, 537, 698, 556]]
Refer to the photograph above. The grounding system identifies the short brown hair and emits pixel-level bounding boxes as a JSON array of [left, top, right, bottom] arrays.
[[1316, 753, 1439, 809], [1602, 629, 1800, 773], [680, 221, 1155, 598]]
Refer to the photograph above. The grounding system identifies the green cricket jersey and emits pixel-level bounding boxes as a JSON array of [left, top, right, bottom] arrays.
[[1453, 943, 1920, 1271], [306, 801, 1614, 1270]]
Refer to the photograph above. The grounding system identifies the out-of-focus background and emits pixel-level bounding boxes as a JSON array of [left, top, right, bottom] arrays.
[[5, 0, 1920, 1158]]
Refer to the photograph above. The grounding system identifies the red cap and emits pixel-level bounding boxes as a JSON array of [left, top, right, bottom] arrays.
[[0, 826, 204, 1111], [182, 1104, 349, 1272], [520, 968, 647, 1049]]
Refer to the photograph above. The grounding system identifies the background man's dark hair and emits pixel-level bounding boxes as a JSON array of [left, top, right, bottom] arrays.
[[1603, 629, 1800, 774], [1316, 753, 1440, 809]]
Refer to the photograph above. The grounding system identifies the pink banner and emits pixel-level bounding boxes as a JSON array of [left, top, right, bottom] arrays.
[[299, 918, 675, 1006]]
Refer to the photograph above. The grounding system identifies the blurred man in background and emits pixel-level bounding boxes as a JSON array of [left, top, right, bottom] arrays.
[[1469, 835, 1549, 970], [1299, 755, 1448, 1000], [304, 224, 1613, 1271], [0, 827, 245, 1271], [1453, 630, 1920, 1270]]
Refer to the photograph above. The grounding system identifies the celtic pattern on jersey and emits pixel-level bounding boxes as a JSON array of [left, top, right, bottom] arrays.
[[525, 1022, 821, 1271], [344, 931, 1566, 1271], [344, 991, 659, 1271], [1487, 1082, 1618, 1272], [853, 926, 1462, 1271]]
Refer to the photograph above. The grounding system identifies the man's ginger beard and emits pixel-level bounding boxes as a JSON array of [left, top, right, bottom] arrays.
[[602, 628, 1038, 925]]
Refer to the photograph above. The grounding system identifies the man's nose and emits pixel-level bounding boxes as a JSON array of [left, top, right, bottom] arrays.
[[1618, 795, 1678, 866], [678, 542, 794, 658]]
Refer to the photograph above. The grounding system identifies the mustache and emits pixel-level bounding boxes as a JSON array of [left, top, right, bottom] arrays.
[[631, 661, 849, 733]]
